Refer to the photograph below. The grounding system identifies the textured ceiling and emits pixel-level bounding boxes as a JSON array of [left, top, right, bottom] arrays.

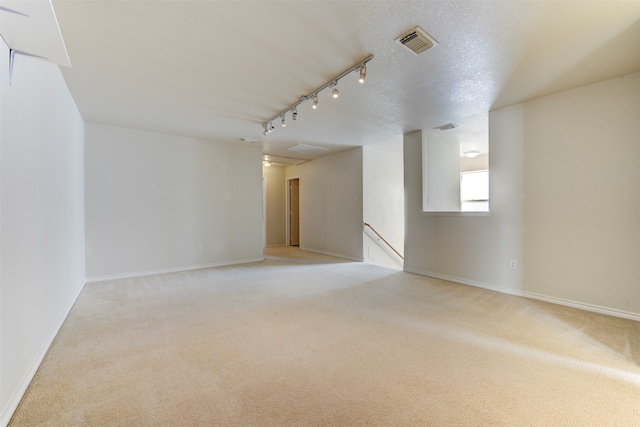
[[51, 0, 640, 160]]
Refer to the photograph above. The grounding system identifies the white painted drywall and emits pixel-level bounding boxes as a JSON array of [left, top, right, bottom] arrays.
[[285, 148, 363, 261], [521, 72, 640, 316], [405, 72, 640, 319], [263, 165, 286, 247], [404, 123, 524, 290], [0, 42, 85, 424], [422, 131, 461, 212], [460, 153, 489, 172], [363, 231, 403, 270], [84, 123, 263, 279], [363, 136, 404, 268]]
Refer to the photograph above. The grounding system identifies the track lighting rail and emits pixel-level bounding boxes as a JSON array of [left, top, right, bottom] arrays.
[[262, 55, 373, 135]]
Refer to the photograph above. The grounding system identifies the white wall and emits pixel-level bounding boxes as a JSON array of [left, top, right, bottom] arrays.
[[460, 153, 489, 172], [85, 123, 263, 279], [363, 136, 404, 268], [0, 44, 85, 424], [263, 165, 286, 247], [405, 72, 640, 319], [285, 148, 363, 261], [422, 131, 461, 212], [521, 72, 640, 316], [404, 127, 524, 290]]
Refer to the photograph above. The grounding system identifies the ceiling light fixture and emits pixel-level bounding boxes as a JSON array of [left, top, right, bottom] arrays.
[[263, 121, 276, 136], [281, 116, 286, 127], [263, 161, 272, 167], [358, 65, 367, 83], [464, 150, 480, 158], [261, 55, 373, 135]]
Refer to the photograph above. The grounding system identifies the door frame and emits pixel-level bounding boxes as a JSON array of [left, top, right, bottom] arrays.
[[285, 175, 300, 246], [262, 176, 267, 248]]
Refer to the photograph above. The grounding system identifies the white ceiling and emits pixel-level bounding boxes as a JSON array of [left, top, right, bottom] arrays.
[[50, 0, 640, 161], [0, 0, 70, 67]]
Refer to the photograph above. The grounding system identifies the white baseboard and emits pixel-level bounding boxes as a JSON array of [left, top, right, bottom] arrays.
[[404, 268, 640, 322], [0, 280, 87, 427], [300, 247, 364, 262], [85, 257, 265, 283]]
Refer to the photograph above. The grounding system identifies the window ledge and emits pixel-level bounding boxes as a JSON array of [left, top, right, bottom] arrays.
[[420, 211, 490, 217]]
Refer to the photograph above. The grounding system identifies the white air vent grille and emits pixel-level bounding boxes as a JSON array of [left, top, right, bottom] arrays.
[[396, 26, 438, 55], [434, 123, 457, 131], [288, 143, 329, 155]]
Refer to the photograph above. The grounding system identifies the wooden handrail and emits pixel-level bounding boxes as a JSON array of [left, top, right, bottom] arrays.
[[363, 222, 404, 260]]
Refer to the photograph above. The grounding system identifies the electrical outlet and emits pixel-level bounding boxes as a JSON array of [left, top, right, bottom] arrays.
[[509, 259, 517, 270], [197, 244, 203, 252]]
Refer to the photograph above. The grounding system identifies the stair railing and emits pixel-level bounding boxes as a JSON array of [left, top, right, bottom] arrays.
[[363, 222, 404, 260]]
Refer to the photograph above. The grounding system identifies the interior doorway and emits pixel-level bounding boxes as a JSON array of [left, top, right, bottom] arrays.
[[289, 178, 300, 246]]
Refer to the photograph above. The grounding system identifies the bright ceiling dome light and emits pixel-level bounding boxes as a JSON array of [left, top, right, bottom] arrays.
[[263, 161, 272, 167], [464, 150, 480, 158], [332, 82, 339, 98]]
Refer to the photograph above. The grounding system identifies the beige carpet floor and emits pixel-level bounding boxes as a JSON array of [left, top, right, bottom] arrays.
[[10, 247, 640, 426]]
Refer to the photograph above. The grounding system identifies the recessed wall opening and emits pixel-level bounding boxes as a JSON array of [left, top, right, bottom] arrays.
[[423, 113, 489, 214]]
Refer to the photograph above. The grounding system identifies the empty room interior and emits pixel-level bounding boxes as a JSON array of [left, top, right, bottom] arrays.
[[1, 1, 639, 425]]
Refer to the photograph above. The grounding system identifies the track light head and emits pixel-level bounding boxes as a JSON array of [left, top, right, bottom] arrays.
[[259, 55, 372, 133], [262, 124, 269, 136], [332, 84, 339, 98], [358, 65, 366, 83]]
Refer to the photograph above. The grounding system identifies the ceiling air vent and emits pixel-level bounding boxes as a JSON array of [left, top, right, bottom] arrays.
[[396, 26, 438, 55], [288, 143, 329, 155], [434, 123, 457, 131]]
